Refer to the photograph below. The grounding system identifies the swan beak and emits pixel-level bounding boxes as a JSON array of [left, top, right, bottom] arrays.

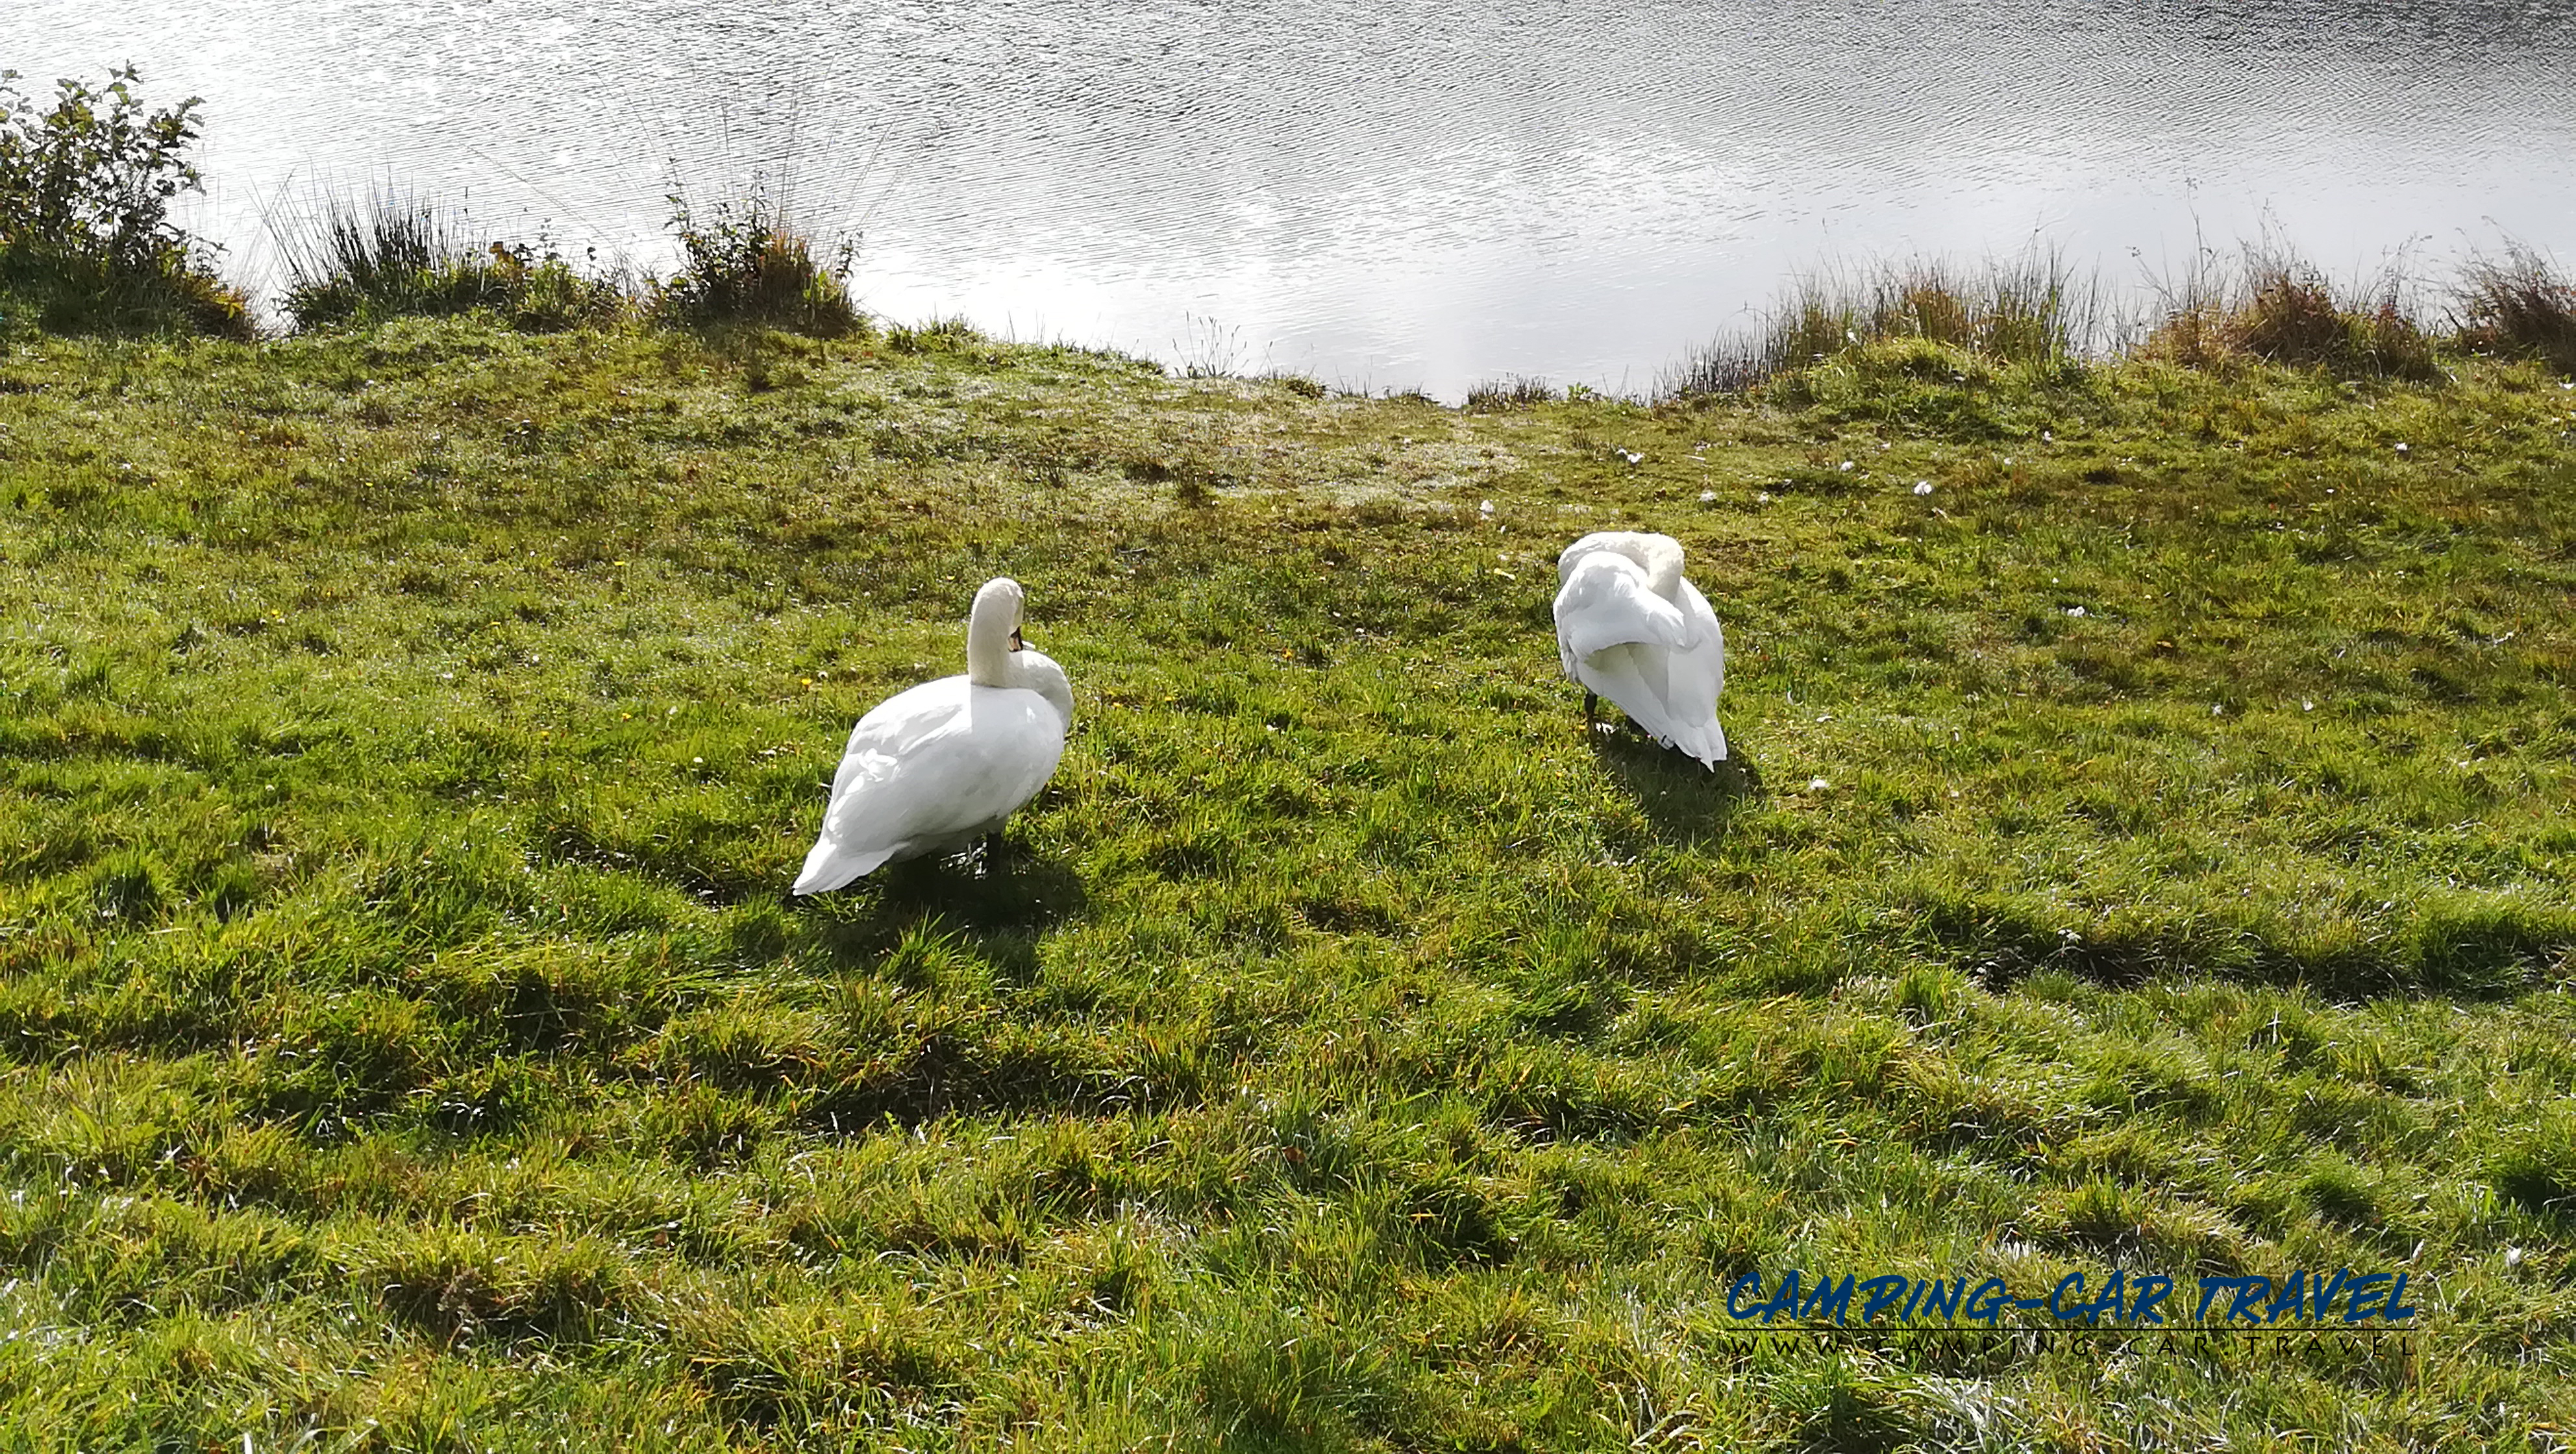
[[1009, 626, 1026, 652]]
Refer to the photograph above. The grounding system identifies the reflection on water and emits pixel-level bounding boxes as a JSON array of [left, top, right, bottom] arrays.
[[17, 0, 2576, 396]]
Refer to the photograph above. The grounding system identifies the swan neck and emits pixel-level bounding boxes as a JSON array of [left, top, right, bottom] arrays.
[[965, 597, 1017, 685]]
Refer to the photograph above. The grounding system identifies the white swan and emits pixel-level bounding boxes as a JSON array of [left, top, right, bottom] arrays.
[[792, 578, 1074, 893], [1552, 530, 1728, 767]]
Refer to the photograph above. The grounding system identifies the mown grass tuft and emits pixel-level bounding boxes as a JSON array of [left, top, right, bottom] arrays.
[[1, 313, 2572, 1446]]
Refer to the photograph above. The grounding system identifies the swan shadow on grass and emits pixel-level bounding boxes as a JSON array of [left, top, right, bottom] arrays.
[[1584, 723, 1765, 850], [789, 836, 1088, 974]]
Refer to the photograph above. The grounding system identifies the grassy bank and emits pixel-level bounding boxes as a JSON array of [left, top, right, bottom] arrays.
[[1, 314, 2573, 1450]]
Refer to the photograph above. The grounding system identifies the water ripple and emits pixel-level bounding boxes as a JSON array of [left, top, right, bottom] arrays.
[[16, 0, 2576, 394]]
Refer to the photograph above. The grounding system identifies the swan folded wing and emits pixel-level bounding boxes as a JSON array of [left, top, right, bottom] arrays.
[[823, 678, 965, 807], [1672, 578, 1727, 705], [1567, 578, 1728, 766], [1554, 558, 1693, 668], [819, 685, 1065, 859]]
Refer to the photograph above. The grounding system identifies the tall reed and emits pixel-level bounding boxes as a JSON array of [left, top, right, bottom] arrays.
[[2453, 241, 2576, 376]]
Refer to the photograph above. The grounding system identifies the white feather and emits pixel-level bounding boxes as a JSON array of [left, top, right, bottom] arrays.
[[793, 580, 1072, 893], [1552, 531, 1728, 767]]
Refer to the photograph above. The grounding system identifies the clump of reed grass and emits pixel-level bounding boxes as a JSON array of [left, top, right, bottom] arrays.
[[0, 65, 250, 338], [2142, 234, 2437, 380], [1258, 369, 1328, 399], [886, 315, 980, 354], [1463, 375, 1556, 411], [276, 190, 629, 332], [2453, 241, 2576, 376], [1666, 249, 2104, 398], [654, 178, 859, 337]]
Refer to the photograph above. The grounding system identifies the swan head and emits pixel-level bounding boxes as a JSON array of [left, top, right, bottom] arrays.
[[966, 577, 1028, 686]]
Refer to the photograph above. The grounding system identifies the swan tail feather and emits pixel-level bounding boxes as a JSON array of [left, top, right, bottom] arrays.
[[792, 838, 898, 895]]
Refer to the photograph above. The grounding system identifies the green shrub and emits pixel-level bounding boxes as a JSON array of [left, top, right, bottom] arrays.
[[0, 65, 249, 337], [654, 180, 859, 336]]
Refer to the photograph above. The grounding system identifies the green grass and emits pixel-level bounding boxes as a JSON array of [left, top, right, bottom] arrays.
[[275, 190, 628, 334], [1, 316, 2573, 1449]]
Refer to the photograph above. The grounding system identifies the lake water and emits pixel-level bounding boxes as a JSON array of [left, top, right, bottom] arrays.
[[17, 0, 2576, 397]]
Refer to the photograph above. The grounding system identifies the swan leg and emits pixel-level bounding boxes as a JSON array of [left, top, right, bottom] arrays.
[[1583, 689, 1598, 724], [982, 832, 1005, 876]]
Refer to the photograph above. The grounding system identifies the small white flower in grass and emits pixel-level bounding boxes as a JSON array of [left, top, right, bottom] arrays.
[[1807, 777, 1831, 792], [1698, 489, 1717, 502], [1913, 480, 1933, 495], [2303, 699, 2315, 711], [692, 756, 704, 765], [2042, 430, 2053, 442], [1839, 460, 1853, 472], [2211, 704, 2225, 715], [1478, 499, 1494, 515], [2506, 1246, 2525, 1268]]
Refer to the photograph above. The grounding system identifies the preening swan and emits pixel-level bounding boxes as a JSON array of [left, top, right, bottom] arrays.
[[792, 578, 1074, 893], [1552, 531, 1728, 767]]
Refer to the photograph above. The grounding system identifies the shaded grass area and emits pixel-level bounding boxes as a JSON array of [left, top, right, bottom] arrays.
[[1, 317, 2573, 1449]]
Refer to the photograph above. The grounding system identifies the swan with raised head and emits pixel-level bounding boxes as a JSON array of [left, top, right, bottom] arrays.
[[1552, 530, 1728, 767], [792, 578, 1074, 893]]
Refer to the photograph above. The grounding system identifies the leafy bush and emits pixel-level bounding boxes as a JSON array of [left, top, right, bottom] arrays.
[[0, 64, 249, 336], [654, 180, 859, 336], [277, 190, 628, 332]]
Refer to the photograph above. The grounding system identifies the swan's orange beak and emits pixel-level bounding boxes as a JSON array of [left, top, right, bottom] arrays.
[[1009, 626, 1026, 652]]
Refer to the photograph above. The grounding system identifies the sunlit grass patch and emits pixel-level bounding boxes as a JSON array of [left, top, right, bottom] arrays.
[[0, 315, 2571, 1446]]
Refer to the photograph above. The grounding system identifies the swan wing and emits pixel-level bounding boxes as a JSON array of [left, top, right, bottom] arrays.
[[793, 680, 1067, 893], [1553, 552, 1692, 674], [1563, 570, 1729, 768], [1654, 580, 1728, 764]]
